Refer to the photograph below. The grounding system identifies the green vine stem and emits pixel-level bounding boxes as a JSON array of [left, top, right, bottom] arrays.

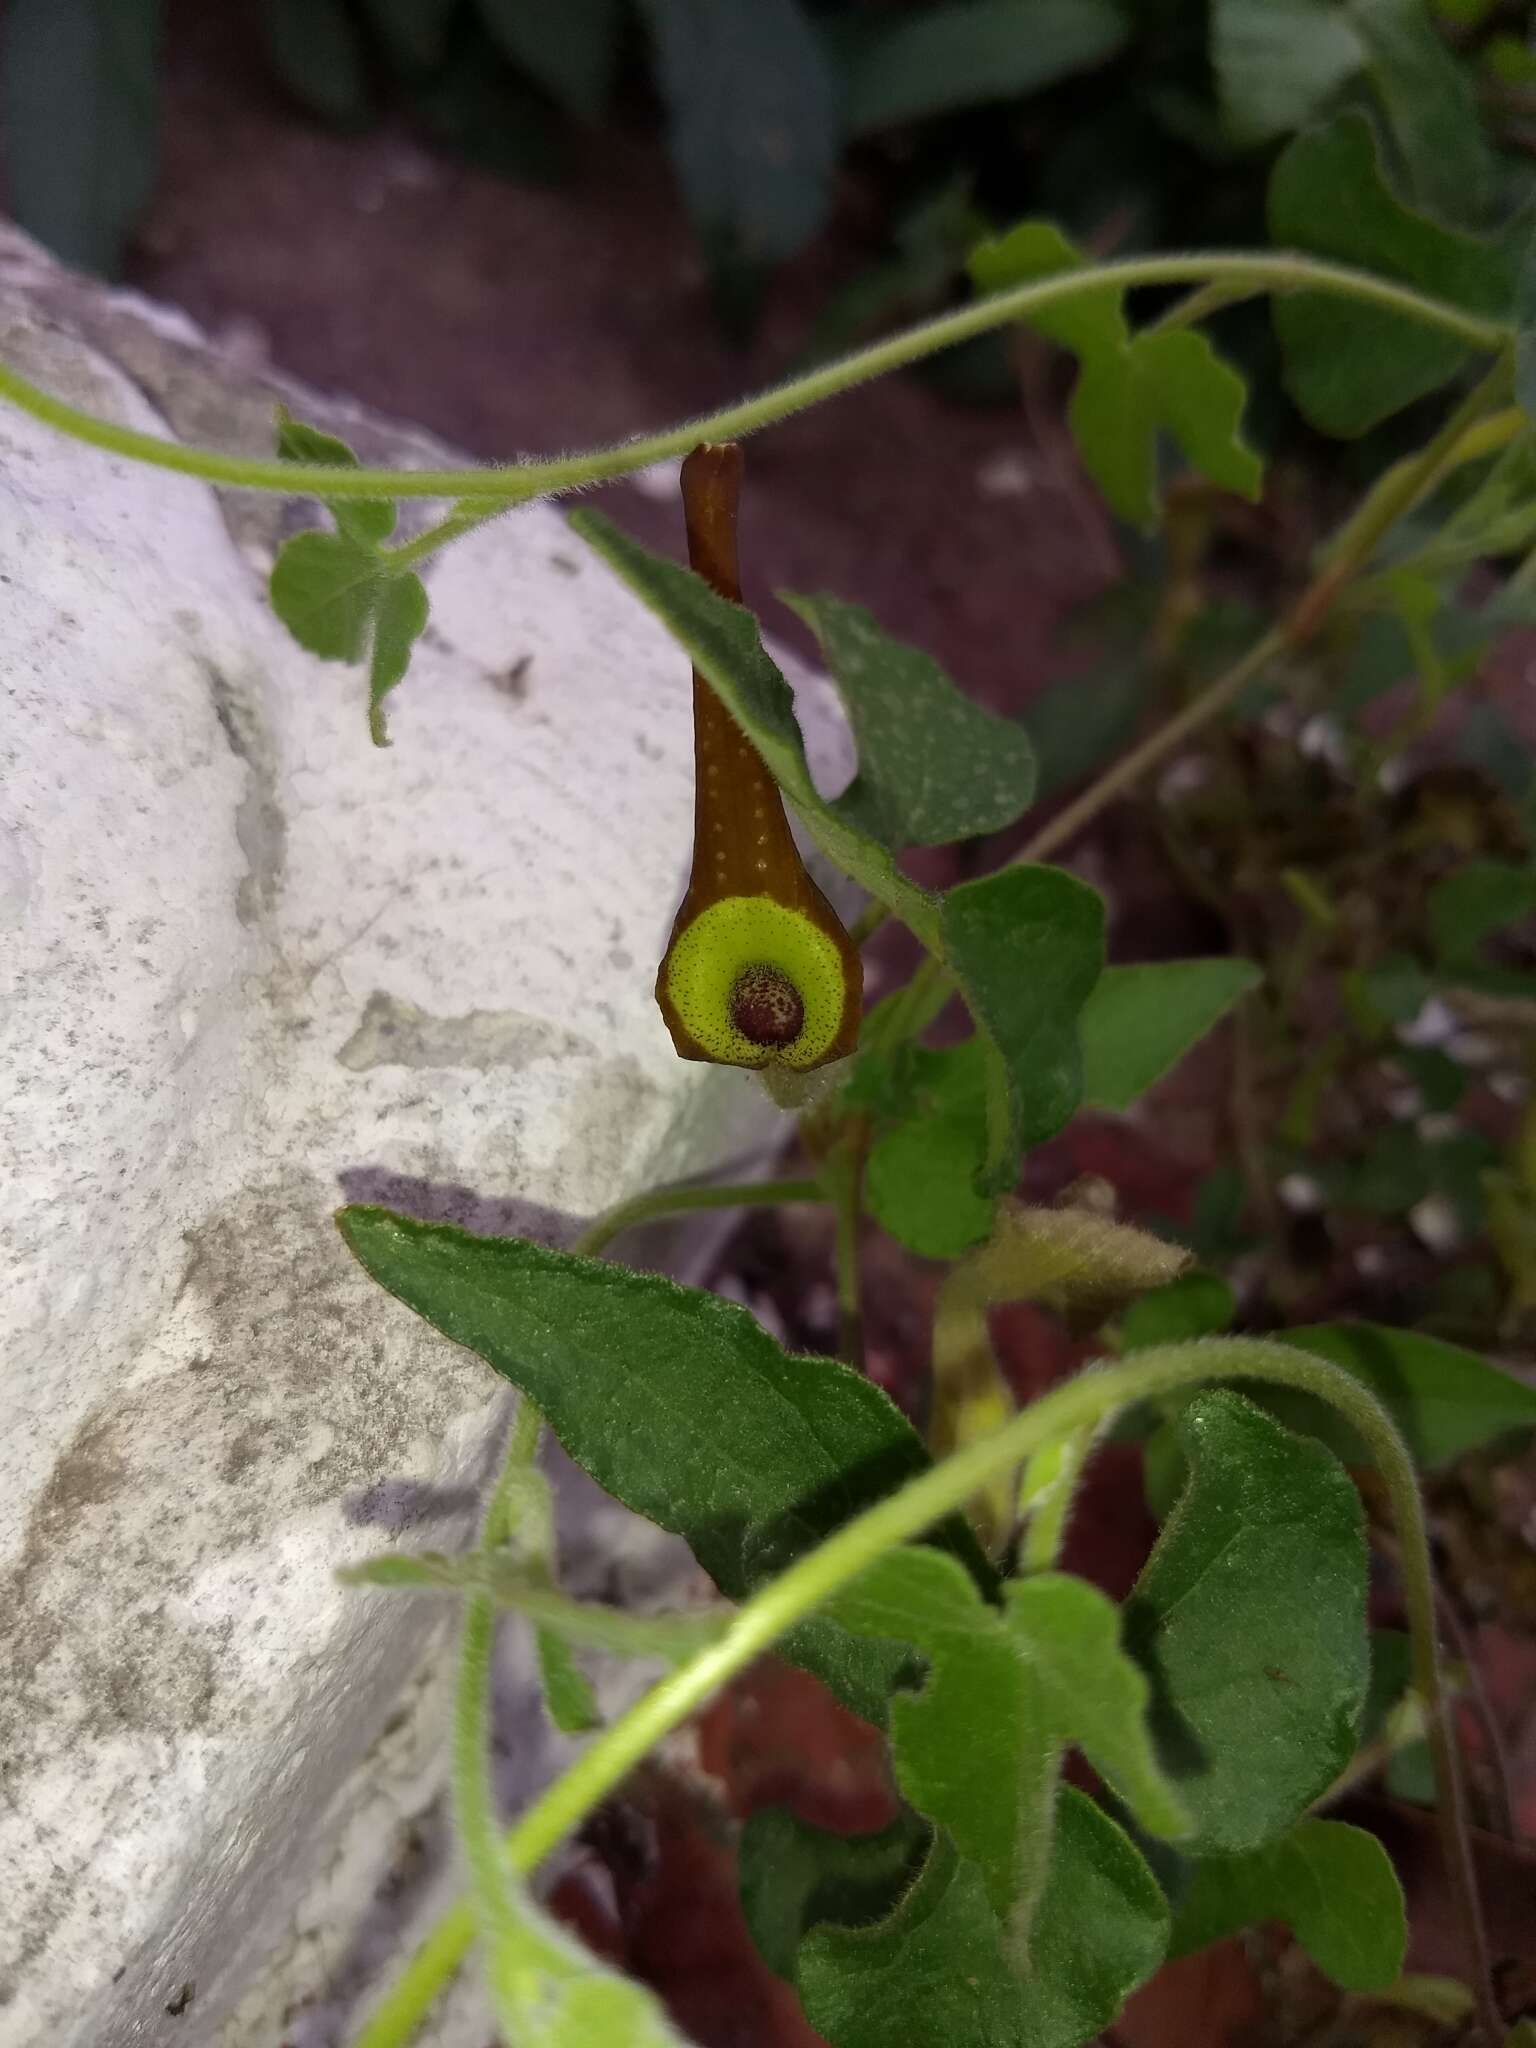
[[570, 1175, 826, 1260], [450, 1397, 544, 2036], [1145, 278, 1262, 334], [351, 1555, 729, 1661], [0, 254, 1508, 506], [452, 1595, 519, 2023], [1303, 356, 1515, 599], [1323, 402, 1525, 581], [383, 499, 503, 571], [483, 1390, 546, 1541], [353, 1338, 1497, 2048]]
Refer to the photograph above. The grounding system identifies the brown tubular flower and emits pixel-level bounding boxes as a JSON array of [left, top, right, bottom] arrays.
[[655, 443, 862, 1072]]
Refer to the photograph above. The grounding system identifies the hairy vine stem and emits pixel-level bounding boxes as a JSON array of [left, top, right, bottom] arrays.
[[0, 253, 1508, 506], [355, 1339, 1497, 2048], [450, 1398, 544, 2038], [569, 1174, 826, 1260]]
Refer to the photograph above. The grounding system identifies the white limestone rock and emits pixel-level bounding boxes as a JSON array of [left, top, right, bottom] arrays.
[[0, 231, 845, 2046]]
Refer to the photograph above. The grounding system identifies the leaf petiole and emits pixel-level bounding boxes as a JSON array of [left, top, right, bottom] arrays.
[[570, 1175, 827, 1259]]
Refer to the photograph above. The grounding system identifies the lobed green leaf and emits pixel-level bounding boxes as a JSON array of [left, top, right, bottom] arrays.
[[269, 530, 382, 663], [864, 1040, 996, 1261], [940, 865, 1105, 1192], [268, 410, 424, 744], [269, 532, 429, 746], [1125, 1392, 1368, 1854], [739, 1808, 931, 1981], [784, 592, 1037, 849], [971, 219, 1127, 364], [369, 569, 430, 746], [968, 221, 1262, 528], [1131, 330, 1265, 507], [795, 1793, 1168, 2048], [829, 1549, 1047, 1921], [275, 405, 396, 546], [826, 1548, 1187, 1977], [1003, 1574, 1190, 1841]]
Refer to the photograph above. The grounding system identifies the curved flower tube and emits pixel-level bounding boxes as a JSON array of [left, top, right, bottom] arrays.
[[656, 443, 861, 1072]]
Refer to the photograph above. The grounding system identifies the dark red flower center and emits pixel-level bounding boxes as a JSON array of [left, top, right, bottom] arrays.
[[729, 964, 805, 1048]]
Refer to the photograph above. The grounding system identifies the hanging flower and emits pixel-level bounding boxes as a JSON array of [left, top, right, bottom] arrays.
[[656, 443, 861, 1073]]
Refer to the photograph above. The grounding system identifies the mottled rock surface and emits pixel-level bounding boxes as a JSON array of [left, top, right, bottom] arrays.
[[0, 227, 841, 2046]]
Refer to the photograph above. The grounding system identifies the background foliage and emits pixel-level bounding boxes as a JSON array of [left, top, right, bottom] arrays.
[[8, 0, 1536, 343]]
